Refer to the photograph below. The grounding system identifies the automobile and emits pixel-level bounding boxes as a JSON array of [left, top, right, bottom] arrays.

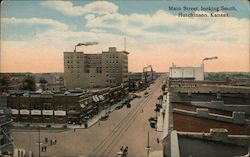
[[117, 146, 128, 157], [144, 92, 149, 97], [148, 117, 157, 122], [150, 121, 156, 128], [100, 113, 109, 121], [126, 103, 131, 108], [117, 151, 123, 157], [133, 94, 141, 98], [116, 105, 123, 110]]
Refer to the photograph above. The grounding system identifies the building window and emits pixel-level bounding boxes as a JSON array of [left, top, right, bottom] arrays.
[[33, 104, 40, 110], [69, 105, 76, 111], [44, 103, 52, 110], [20, 104, 28, 109], [57, 105, 63, 110]]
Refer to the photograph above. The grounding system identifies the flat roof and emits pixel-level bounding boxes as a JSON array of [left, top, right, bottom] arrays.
[[173, 113, 250, 135]]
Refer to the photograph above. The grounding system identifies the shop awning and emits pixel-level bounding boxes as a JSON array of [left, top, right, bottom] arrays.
[[80, 104, 86, 108], [98, 95, 104, 101], [92, 96, 98, 102], [95, 95, 100, 102]]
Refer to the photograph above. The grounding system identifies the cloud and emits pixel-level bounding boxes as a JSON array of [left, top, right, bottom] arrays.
[[84, 9, 249, 44], [2, 17, 68, 30], [41, 1, 118, 16]]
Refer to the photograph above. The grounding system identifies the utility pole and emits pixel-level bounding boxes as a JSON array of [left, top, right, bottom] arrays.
[[33, 125, 41, 157], [145, 131, 151, 156], [38, 126, 40, 157], [124, 37, 126, 51]]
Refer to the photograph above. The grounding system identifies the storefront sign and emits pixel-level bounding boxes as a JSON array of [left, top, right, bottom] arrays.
[[42, 110, 53, 115], [20, 109, 30, 115], [11, 109, 19, 115], [54, 110, 66, 116], [31, 110, 41, 115]]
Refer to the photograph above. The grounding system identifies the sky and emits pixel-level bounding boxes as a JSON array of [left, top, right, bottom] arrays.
[[0, 0, 249, 73]]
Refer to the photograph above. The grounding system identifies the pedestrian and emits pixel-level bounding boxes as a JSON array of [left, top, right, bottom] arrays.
[[74, 128, 76, 132], [41, 146, 44, 152], [44, 146, 47, 152], [28, 151, 32, 157], [18, 150, 20, 157], [45, 137, 48, 143], [157, 138, 159, 144], [20, 150, 23, 157], [50, 140, 52, 145], [55, 139, 57, 144]]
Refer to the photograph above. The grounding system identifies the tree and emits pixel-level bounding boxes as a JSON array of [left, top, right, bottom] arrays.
[[39, 77, 47, 84], [0, 74, 10, 86], [21, 75, 36, 91], [161, 84, 166, 92]]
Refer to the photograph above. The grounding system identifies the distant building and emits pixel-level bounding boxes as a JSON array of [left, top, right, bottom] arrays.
[[34, 73, 64, 85], [0, 108, 13, 155], [169, 64, 204, 80], [64, 47, 129, 89]]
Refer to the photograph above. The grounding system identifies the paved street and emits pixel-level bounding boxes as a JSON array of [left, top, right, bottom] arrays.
[[11, 75, 166, 157]]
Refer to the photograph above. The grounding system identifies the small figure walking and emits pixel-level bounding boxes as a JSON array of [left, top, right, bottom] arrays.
[[55, 139, 57, 144], [44, 146, 47, 152], [45, 137, 48, 143], [157, 138, 160, 144], [41, 146, 44, 152]]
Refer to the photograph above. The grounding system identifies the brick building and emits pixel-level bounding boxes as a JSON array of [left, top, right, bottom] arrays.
[[7, 85, 127, 125], [64, 47, 129, 89]]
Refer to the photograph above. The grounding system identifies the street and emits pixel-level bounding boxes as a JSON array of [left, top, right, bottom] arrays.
[[12, 75, 166, 157]]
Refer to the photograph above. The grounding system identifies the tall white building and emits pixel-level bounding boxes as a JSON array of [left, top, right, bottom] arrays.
[[169, 64, 204, 80]]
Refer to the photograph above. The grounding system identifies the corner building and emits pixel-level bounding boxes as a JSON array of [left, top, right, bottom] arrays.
[[64, 47, 129, 89]]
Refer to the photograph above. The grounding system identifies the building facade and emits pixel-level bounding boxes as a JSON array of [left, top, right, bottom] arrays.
[[169, 64, 204, 80], [7, 85, 127, 125], [0, 108, 13, 155], [64, 47, 129, 89]]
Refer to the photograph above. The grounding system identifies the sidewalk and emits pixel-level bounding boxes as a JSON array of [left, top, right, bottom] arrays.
[[68, 99, 127, 129]]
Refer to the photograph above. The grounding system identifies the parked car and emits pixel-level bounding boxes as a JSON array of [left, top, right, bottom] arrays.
[[100, 113, 109, 121], [117, 146, 128, 157], [127, 103, 131, 108], [116, 105, 123, 110], [144, 92, 149, 97]]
